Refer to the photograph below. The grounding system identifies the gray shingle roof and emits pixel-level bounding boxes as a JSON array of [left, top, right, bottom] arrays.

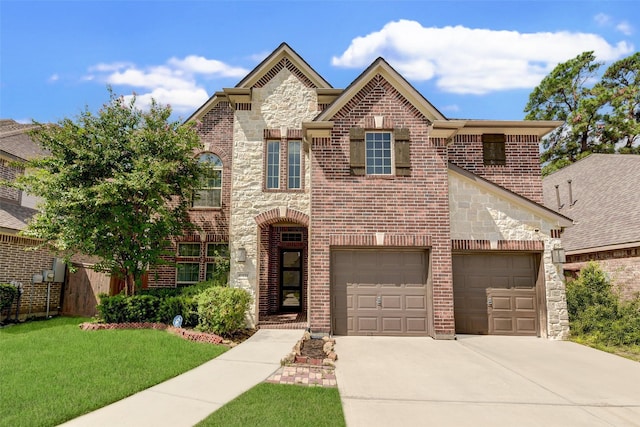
[[542, 154, 640, 252], [0, 119, 47, 160], [0, 199, 37, 232]]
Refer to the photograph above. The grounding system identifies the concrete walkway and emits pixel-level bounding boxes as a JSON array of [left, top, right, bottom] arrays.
[[335, 335, 640, 427], [60, 329, 302, 427]]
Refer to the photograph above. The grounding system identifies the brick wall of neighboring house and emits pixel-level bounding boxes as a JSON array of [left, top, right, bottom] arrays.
[[148, 101, 234, 287], [0, 233, 106, 321], [0, 158, 22, 202], [0, 234, 62, 320], [448, 134, 544, 203], [566, 248, 640, 300], [310, 74, 454, 336]]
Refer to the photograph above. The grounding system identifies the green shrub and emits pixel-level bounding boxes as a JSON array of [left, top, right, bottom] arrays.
[[0, 284, 18, 321], [126, 295, 161, 322], [196, 287, 251, 336], [157, 296, 198, 327], [97, 294, 128, 323], [566, 262, 640, 346]]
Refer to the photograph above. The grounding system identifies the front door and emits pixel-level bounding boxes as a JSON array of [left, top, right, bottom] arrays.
[[280, 250, 302, 312]]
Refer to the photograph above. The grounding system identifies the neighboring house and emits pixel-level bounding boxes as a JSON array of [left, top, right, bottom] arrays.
[[0, 120, 111, 319], [0, 119, 62, 319], [542, 154, 640, 299], [149, 43, 573, 339]]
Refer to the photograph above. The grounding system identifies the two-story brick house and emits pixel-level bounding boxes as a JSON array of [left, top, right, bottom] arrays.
[[150, 43, 573, 339]]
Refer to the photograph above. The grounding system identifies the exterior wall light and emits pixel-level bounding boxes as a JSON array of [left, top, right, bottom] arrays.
[[237, 247, 247, 263], [551, 246, 566, 263]]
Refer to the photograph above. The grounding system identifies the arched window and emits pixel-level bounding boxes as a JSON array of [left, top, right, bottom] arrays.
[[194, 153, 222, 207]]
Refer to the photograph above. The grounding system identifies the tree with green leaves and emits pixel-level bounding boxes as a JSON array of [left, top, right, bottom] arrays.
[[525, 51, 639, 175], [13, 90, 203, 295]]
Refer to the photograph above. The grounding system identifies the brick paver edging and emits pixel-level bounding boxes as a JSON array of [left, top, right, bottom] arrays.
[[79, 322, 224, 344], [266, 365, 337, 387]]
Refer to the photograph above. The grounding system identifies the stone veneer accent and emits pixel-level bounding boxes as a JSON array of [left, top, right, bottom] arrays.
[[448, 172, 570, 339], [230, 69, 317, 325]]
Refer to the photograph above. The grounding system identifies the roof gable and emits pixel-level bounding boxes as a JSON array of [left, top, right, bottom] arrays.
[[315, 57, 446, 123], [236, 43, 331, 90], [188, 43, 332, 123], [450, 162, 573, 228]]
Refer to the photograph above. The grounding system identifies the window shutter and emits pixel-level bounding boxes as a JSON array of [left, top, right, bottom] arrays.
[[394, 128, 411, 176], [349, 127, 365, 176]]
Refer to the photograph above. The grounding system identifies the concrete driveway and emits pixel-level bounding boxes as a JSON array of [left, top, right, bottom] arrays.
[[335, 335, 640, 427]]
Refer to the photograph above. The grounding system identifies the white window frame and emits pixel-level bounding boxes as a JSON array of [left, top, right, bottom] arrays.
[[365, 131, 394, 175], [193, 153, 223, 208], [266, 140, 280, 189], [287, 140, 302, 189], [177, 243, 200, 257], [176, 262, 200, 285]]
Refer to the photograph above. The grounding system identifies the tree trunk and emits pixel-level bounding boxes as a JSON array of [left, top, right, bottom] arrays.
[[126, 273, 136, 296]]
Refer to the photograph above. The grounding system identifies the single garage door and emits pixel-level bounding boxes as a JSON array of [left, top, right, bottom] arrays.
[[331, 250, 428, 336], [453, 253, 539, 336]]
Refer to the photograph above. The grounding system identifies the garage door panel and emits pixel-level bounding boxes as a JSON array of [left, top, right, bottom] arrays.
[[492, 296, 512, 310], [382, 318, 402, 332], [406, 295, 426, 310], [381, 295, 401, 309], [356, 295, 377, 309], [515, 296, 535, 310], [453, 254, 539, 336], [406, 318, 427, 332], [332, 250, 428, 336]]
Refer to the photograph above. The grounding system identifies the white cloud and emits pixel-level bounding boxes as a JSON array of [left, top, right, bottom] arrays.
[[594, 13, 612, 26], [594, 13, 634, 36], [48, 74, 59, 83], [86, 56, 249, 114], [167, 56, 248, 77], [616, 21, 634, 36], [332, 20, 634, 95]]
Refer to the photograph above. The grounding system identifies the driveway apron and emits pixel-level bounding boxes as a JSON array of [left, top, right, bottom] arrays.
[[335, 335, 640, 427]]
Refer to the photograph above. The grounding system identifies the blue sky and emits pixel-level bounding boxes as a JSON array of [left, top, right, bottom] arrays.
[[1, 0, 638, 124]]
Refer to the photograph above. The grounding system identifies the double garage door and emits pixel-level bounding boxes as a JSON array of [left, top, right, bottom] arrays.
[[453, 253, 539, 336], [331, 250, 540, 336], [331, 250, 429, 336]]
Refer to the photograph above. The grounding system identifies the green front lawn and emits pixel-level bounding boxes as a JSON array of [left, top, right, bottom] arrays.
[[197, 383, 346, 427], [0, 317, 227, 427]]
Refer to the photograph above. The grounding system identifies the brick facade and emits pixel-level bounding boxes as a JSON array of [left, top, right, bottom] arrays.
[[0, 234, 62, 319], [567, 248, 640, 300], [148, 101, 234, 287], [310, 74, 454, 335], [448, 134, 544, 203]]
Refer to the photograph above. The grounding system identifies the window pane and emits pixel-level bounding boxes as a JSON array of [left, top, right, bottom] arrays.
[[205, 263, 215, 281], [366, 132, 392, 175], [266, 141, 280, 189], [288, 140, 301, 189], [207, 243, 229, 258], [195, 154, 222, 207], [177, 263, 199, 283], [178, 243, 200, 257]]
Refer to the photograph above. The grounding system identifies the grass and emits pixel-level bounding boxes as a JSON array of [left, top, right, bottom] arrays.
[[196, 383, 346, 427], [0, 316, 227, 427], [570, 336, 640, 362]]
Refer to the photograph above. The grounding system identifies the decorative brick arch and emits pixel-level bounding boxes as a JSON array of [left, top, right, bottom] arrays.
[[254, 207, 309, 228]]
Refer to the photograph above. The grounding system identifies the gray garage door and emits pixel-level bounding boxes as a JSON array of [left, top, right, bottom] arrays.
[[331, 250, 428, 336], [453, 253, 538, 336]]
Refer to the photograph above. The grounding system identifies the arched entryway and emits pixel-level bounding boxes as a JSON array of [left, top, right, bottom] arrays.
[[255, 208, 309, 327]]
